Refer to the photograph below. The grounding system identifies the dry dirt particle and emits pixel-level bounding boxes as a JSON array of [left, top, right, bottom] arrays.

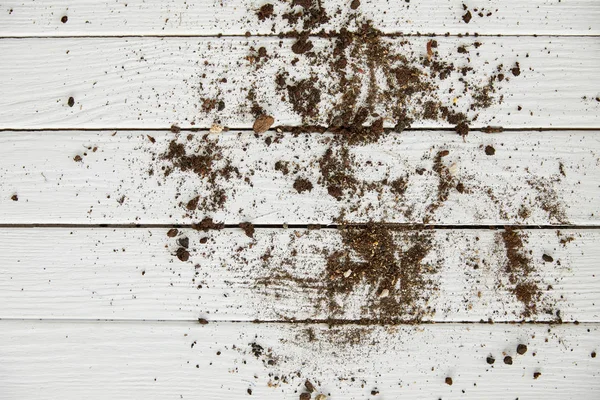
[[198, 318, 209, 325], [240, 222, 255, 238], [300, 393, 311, 400], [10, 194, 18, 201], [253, 114, 275, 133], [256, 3, 274, 21], [542, 254, 553, 262], [533, 372, 542, 379], [485, 145, 496, 155], [167, 228, 178, 237], [176, 247, 190, 262], [292, 33, 314, 55], [486, 356, 495, 364], [517, 344, 528, 355], [305, 380, 316, 393], [504, 356, 513, 365], [68, 97, 75, 107], [456, 121, 469, 136], [445, 377, 453, 385], [462, 10, 472, 23], [293, 177, 314, 193]]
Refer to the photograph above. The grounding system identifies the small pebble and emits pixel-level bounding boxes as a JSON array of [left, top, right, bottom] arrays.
[[504, 356, 513, 365], [379, 289, 390, 298], [305, 380, 316, 393], [210, 123, 223, 133], [533, 372, 542, 379], [343, 269, 352, 278], [486, 356, 495, 364], [445, 377, 453, 385], [542, 254, 554, 262], [315, 395, 326, 400], [517, 344, 528, 355]]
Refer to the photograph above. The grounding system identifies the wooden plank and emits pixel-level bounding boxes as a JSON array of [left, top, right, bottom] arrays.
[[0, 227, 597, 322], [0, 37, 598, 129], [0, 320, 598, 399], [1, 130, 598, 225], [1, 0, 599, 36]]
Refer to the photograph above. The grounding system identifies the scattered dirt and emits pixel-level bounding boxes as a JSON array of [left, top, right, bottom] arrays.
[[323, 224, 437, 322], [10, 194, 18, 201], [500, 229, 542, 317]]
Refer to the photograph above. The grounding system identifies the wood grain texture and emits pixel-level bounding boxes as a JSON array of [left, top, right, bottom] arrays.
[[1, 0, 599, 36], [0, 320, 598, 399], [1, 130, 598, 225], [0, 227, 597, 322], [0, 37, 598, 129]]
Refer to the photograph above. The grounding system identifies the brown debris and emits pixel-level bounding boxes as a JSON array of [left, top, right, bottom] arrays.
[[240, 222, 255, 238], [192, 217, 224, 231], [293, 177, 314, 193], [256, 4, 274, 21], [253, 114, 275, 133]]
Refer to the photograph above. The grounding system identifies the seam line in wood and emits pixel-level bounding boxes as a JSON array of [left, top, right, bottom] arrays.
[[0, 224, 597, 230], [1, 127, 599, 133], [0, 318, 595, 325], [0, 34, 599, 39]]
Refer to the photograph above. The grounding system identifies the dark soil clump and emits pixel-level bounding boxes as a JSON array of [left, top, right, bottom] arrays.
[[240, 222, 255, 238], [293, 177, 314, 193], [192, 217, 224, 231], [256, 4, 274, 21]]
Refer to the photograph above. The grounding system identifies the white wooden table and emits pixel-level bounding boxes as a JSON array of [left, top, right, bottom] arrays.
[[0, 1, 599, 399]]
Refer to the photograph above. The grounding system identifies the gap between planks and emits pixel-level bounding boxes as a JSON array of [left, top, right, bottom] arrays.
[[2, 34, 600, 40], [0, 223, 599, 230], [0, 317, 596, 325], [2, 127, 600, 133]]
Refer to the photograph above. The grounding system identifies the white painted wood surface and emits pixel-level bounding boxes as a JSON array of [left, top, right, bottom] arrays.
[[0, 37, 599, 129], [1, 130, 598, 225], [1, 1, 599, 398], [0, 228, 597, 322], [0, 320, 598, 399], [1, 0, 599, 36]]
